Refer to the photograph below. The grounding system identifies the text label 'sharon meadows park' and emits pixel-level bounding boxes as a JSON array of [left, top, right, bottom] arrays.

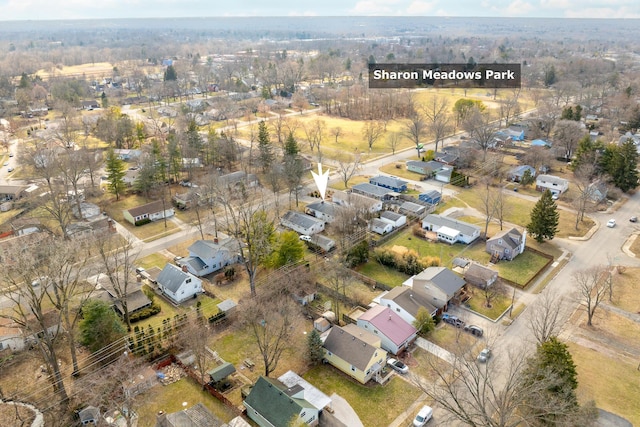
[[368, 63, 521, 89]]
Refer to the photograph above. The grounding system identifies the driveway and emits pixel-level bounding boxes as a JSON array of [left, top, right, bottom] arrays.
[[325, 393, 363, 427]]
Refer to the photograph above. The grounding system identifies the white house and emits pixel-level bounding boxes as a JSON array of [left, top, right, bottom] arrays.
[[378, 286, 439, 324], [181, 238, 242, 277], [156, 264, 203, 304], [369, 218, 393, 235], [305, 201, 337, 223], [422, 214, 481, 244], [535, 174, 569, 195], [331, 190, 383, 213], [379, 211, 407, 229], [356, 305, 418, 355], [281, 211, 325, 235], [123, 200, 175, 226], [435, 166, 453, 183]]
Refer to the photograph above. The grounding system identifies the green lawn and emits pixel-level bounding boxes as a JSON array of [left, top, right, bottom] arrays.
[[465, 289, 512, 320], [379, 163, 427, 182], [426, 324, 476, 354], [137, 253, 171, 270], [102, 194, 180, 241], [494, 250, 550, 285], [136, 378, 238, 426], [355, 262, 410, 288], [304, 365, 422, 427]]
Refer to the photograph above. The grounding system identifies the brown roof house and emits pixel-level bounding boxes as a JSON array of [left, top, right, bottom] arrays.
[[321, 325, 387, 384], [464, 263, 498, 289], [123, 200, 175, 226], [378, 285, 438, 325]]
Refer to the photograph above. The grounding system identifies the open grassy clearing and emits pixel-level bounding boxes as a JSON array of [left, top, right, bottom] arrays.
[[137, 253, 171, 270], [568, 342, 640, 427], [609, 268, 640, 313], [426, 323, 476, 353], [136, 378, 237, 426], [329, 174, 370, 191], [582, 310, 640, 353], [464, 287, 512, 320], [379, 162, 429, 182], [304, 365, 422, 427], [412, 87, 536, 113], [355, 261, 411, 288]]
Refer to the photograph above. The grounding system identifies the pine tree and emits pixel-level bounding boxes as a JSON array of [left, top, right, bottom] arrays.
[[527, 190, 559, 243], [284, 132, 299, 157], [603, 139, 639, 192], [257, 120, 273, 173], [307, 329, 324, 365], [164, 64, 178, 81], [105, 148, 126, 201]]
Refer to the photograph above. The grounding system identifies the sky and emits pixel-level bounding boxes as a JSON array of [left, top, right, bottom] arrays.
[[1, 0, 639, 20]]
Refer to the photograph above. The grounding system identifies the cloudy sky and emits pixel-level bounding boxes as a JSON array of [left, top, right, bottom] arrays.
[[1, 0, 639, 20]]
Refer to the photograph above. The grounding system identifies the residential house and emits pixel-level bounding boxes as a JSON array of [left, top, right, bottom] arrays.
[[80, 100, 100, 110], [369, 218, 393, 235], [0, 318, 22, 351], [306, 234, 336, 253], [535, 174, 569, 195], [305, 201, 337, 223], [505, 127, 526, 141], [403, 267, 466, 311], [406, 160, 446, 177], [22, 311, 63, 350], [123, 169, 139, 186], [217, 171, 259, 190], [331, 190, 382, 213], [281, 211, 325, 235], [587, 180, 608, 203], [356, 305, 418, 355], [369, 175, 408, 193], [508, 165, 536, 182], [530, 139, 552, 148], [95, 273, 153, 318], [422, 214, 481, 244], [321, 326, 387, 384], [78, 406, 100, 425], [377, 286, 438, 324], [172, 191, 199, 210], [123, 200, 175, 226], [464, 263, 498, 289], [486, 228, 527, 261], [400, 201, 428, 217], [352, 183, 398, 201], [156, 264, 203, 304], [278, 371, 332, 412], [379, 211, 407, 229], [181, 238, 242, 277], [435, 167, 454, 183], [244, 376, 320, 427], [0, 230, 51, 267], [67, 217, 116, 240], [0, 184, 27, 201], [113, 149, 142, 162], [418, 190, 442, 205], [434, 152, 458, 165]]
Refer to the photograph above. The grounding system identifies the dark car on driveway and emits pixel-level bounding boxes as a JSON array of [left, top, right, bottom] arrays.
[[464, 325, 484, 337]]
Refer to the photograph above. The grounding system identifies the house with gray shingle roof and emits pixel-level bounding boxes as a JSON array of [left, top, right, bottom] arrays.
[[305, 201, 337, 223], [403, 267, 466, 310], [379, 286, 439, 324], [535, 174, 569, 195], [322, 326, 387, 384], [421, 214, 480, 244], [352, 183, 398, 200], [156, 264, 203, 304], [123, 200, 174, 226], [485, 228, 526, 261], [181, 238, 242, 277], [280, 211, 325, 235], [244, 376, 320, 427], [464, 263, 498, 289], [369, 175, 407, 192]]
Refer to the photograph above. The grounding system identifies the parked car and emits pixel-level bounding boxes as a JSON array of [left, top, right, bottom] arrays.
[[477, 348, 492, 363], [464, 325, 484, 337], [7, 167, 13, 172], [607, 219, 616, 228], [174, 256, 183, 265], [441, 313, 465, 328], [630, 216, 637, 223], [135, 267, 146, 274], [387, 358, 409, 374], [299, 235, 312, 242], [413, 405, 433, 426]]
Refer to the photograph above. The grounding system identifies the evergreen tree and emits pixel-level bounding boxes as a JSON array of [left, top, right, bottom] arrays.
[[257, 120, 274, 173], [527, 190, 559, 243], [164, 64, 178, 81], [101, 91, 108, 108], [266, 231, 306, 268], [520, 168, 535, 187], [79, 299, 126, 353], [284, 132, 299, 156], [105, 148, 126, 201], [601, 139, 639, 192], [307, 329, 324, 365], [571, 135, 603, 174], [522, 337, 579, 424]]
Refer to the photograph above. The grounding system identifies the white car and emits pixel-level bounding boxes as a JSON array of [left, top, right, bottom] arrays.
[[607, 219, 616, 228], [387, 358, 409, 374], [413, 405, 433, 426], [299, 235, 312, 242]]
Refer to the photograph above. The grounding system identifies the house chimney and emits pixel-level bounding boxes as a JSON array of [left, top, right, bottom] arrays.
[[181, 265, 188, 273], [214, 237, 219, 244]]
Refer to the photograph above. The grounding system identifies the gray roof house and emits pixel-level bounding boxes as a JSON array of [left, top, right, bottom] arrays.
[[379, 286, 439, 324], [369, 175, 408, 192], [486, 228, 527, 261], [352, 183, 398, 200], [508, 165, 536, 182], [406, 160, 446, 176], [156, 264, 203, 304], [331, 190, 383, 213], [379, 211, 407, 228], [422, 214, 481, 244], [305, 201, 338, 223], [123, 200, 175, 226], [536, 174, 569, 195], [281, 211, 325, 235], [403, 267, 466, 310], [322, 326, 387, 384], [181, 238, 242, 277], [369, 218, 393, 235]]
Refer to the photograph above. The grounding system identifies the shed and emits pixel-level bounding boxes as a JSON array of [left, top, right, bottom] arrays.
[[400, 201, 427, 217], [208, 362, 236, 383], [370, 218, 393, 235], [314, 317, 331, 332], [419, 190, 442, 205], [379, 211, 407, 228], [217, 299, 237, 313]]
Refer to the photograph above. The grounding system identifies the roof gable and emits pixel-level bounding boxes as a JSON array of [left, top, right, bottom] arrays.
[[383, 286, 438, 315], [244, 377, 313, 426], [126, 200, 165, 217], [323, 326, 382, 371], [413, 267, 465, 297], [359, 305, 417, 346], [157, 264, 192, 293]]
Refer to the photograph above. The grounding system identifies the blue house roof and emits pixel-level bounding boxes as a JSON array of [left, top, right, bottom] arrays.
[[531, 139, 552, 147]]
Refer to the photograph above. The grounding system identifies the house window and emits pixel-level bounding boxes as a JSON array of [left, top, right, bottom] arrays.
[[186, 278, 191, 284], [327, 351, 332, 356], [396, 308, 400, 312], [374, 330, 378, 334], [350, 365, 356, 372], [505, 249, 510, 254], [301, 412, 306, 417]]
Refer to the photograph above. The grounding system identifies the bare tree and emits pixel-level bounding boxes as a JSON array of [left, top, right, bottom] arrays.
[[362, 120, 384, 152], [571, 163, 597, 229], [574, 266, 609, 326], [528, 289, 563, 345], [302, 118, 326, 158], [553, 120, 584, 160], [482, 281, 505, 309], [386, 131, 402, 155], [331, 126, 343, 145], [324, 260, 354, 322], [479, 180, 499, 239], [463, 107, 498, 161], [335, 152, 361, 189], [494, 188, 510, 231], [243, 292, 297, 377], [423, 96, 451, 153], [402, 110, 427, 155], [95, 234, 139, 331], [179, 318, 213, 389]]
